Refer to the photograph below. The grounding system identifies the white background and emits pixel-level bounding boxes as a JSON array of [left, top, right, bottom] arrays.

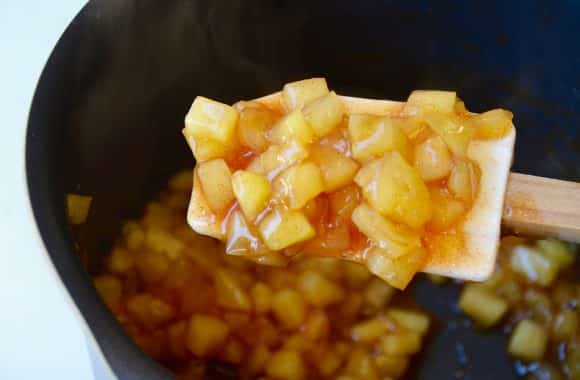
[[0, 1, 98, 379]]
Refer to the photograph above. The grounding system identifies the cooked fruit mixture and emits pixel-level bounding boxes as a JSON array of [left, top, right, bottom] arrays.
[[86, 170, 578, 380], [93, 171, 431, 380], [456, 236, 579, 380], [182, 78, 514, 289]]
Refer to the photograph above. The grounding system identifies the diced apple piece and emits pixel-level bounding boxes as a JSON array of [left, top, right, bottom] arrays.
[[414, 136, 452, 181], [510, 245, 558, 287], [184, 136, 229, 162], [458, 284, 508, 327], [309, 145, 359, 192], [387, 309, 430, 336], [266, 349, 307, 380], [422, 111, 474, 157], [381, 331, 422, 355], [232, 171, 270, 221], [428, 188, 466, 231], [197, 158, 235, 214], [351, 203, 421, 258], [404, 90, 457, 114], [247, 142, 308, 181], [469, 109, 514, 140], [355, 152, 432, 229], [66, 194, 92, 224], [269, 109, 315, 146], [508, 319, 548, 362], [536, 239, 575, 270], [400, 116, 431, 144], [225, 210, 268, 256], [273, 162, 325, 209], [184, 96, 239, 161], [237, 104, 278, 152], [448, 160, 480, 203], [258, 210, 315, 250], [282, 78, 330, 111], [303, 91, 346, 138], [365, 246, 428, 290], [348, 114, 412, 163], [186, 314, 230, 356]]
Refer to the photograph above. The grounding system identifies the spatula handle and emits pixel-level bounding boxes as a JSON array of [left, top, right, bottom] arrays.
[[502, 172, 580, 243]]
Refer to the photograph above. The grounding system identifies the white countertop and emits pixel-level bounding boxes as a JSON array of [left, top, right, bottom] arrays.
[[0, 1, 100, 379]]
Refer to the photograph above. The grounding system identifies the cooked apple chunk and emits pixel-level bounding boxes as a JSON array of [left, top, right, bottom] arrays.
[[282, 78, 329, 111], [309, 145, 359, 192], [232, 171, 270, 222], [259, 210, 315, 250], [348, 114, 412, 163], [184, 96, 239, 162], [197, 158, 235, 214], [269, 109, 315, 146], [272, 162, 325, 210], [355, 152, 432, 229], [303, 91, 346, 138]]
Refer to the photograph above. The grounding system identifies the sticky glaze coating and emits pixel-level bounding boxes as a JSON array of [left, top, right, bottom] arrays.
[[455, 236, 578, 379], [183, 78, 514, 288], [93, 171, 430, 379]]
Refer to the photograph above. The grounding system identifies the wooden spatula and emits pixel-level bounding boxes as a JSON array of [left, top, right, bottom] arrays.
[[187, 90, 580, 282]]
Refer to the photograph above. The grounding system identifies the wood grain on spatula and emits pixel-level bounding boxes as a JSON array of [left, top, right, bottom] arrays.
[[503, 173, 580, 243]]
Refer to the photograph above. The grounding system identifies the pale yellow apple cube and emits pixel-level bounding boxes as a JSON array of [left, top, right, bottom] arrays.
[[405, 90, 457, 114], [348, 114, 412, 163], [470, 109, 514, 140], [66, 194, 93, 224], [232, 170, 270, 221], [387, 309, 430, 336], [258, 210, 315, 250], [508, 319, 548, 362], [355, 153, 432, 229], [247, 142, 308, 181], [273, 162, 324, 209], [282, 78, 329, 111], [183, 134, 229, 162], [309, 145, 359, 192], [414, 136, 453, 181], [459, 285, 507, 328], [366, 246, 427, 289], [196, 158, 235, 214], [185, 96, 238, 143], [351, 203, 421, 259], [237, 104, 278, 152], [266, 349, 306, 380], [186, 314, 230, 356], [271, 289, 307, 330], [381, 331, 421, 355], [423, 111, 474, 157], [303, 91, 346, 137], [298, 270, 343, 307], [351, 318, 391, 342], [184, 96, 238, 161], [269, 110, 315, 146]]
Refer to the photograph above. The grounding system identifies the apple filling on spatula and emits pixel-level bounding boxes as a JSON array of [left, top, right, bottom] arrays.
[[183, 78, 515, 289]]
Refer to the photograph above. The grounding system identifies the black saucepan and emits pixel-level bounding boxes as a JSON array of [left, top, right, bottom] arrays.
[[26, 1, 580, 379]]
